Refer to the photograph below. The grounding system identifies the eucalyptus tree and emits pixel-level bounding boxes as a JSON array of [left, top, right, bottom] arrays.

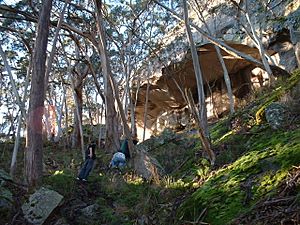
[[25, 0, 53, 187], [105, 0, 167, 139], [0, 1, 36, 178]]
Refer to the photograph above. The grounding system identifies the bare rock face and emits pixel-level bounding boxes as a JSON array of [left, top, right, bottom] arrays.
[[134, 42, 269, 136], [22, 187, 63, 225], [133, 149, 165, 181]]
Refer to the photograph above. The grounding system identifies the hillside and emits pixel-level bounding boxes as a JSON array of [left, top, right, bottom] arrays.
[[0, 70, 300, 224]]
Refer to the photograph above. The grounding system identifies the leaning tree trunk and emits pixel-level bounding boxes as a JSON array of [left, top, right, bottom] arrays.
[[10, 115, 22, 178], [44, 0, 68, 93], [0, 46, 31, 178], [185, 89, 215, 165], [193, 0, 235, 114], [0, 44, 26, 118], [153, 0, 280, 72], [244, 2, 275, 85], [25, 0, 53, 187], [183, 0, 208, 135]]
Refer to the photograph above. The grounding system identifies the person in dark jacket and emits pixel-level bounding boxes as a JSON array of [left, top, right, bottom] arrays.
[[77, 143, 96, 182], [120, 135, 138, 159]]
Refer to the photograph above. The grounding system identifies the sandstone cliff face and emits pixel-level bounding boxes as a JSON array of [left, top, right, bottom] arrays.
[[134, 0, 300, 139]]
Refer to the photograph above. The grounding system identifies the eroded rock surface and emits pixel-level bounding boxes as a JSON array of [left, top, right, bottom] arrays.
[[22, 187, 63, 225]]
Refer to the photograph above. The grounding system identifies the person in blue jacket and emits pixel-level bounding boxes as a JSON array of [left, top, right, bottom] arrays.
[[109, 150, 126, 169]]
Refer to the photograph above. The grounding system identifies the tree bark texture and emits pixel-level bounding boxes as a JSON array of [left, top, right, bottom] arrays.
[[94, 0, 136, 157], [25, 0, 53, 187], [93, 0, 120, 153], [72, 80, 83, 148]]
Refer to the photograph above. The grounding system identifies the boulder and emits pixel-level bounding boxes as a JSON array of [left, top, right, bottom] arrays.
[[133, 150, 165, 181], [22, 187, 63, 225], [76, 203, 101, 225], [79, 203, 100, 218], [265, 102, 290, 129]]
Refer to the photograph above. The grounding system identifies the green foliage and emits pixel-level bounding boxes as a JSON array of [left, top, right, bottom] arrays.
[[43, 170, 76, 197], [161, 176, 188, 189]]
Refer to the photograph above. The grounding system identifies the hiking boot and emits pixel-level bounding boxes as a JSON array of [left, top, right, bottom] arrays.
[[82, 179, 87, 182], [76, 177, 81, 181]]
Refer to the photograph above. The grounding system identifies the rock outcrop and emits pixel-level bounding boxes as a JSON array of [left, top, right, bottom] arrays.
[[133, 0, 300, 139], [22, 187, 63, 225]]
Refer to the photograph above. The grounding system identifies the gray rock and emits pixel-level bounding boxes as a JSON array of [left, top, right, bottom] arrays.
[[76, 203, 101, 225], [134, 150, 165, 181], [22, 187, 63, 225], [79, 203, 100, 218], [265, 102, 290, 129]]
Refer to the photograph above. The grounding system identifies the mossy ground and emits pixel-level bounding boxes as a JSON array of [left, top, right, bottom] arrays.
[[176, 70, 300, 225]]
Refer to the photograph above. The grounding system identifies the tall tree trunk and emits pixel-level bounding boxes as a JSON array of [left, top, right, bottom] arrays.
[[25, 0, 53, 187], [68, 48, 88, 150], [71, 78, 85, 159], [54, 84, 66, 142], [64, 85, 69, 148], [215, 47, 235, 114], [185, 89, 215, 165], [93, 0, 136, 157], [183, 0, 208, 135], [131, 78, 141, 138], [93, 0, 120, 153], [143, 66, 151, 141], [72, 82, 83, 148]]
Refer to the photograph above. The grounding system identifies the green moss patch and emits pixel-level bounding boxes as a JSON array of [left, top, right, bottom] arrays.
[[177, 124, 300, 225]]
